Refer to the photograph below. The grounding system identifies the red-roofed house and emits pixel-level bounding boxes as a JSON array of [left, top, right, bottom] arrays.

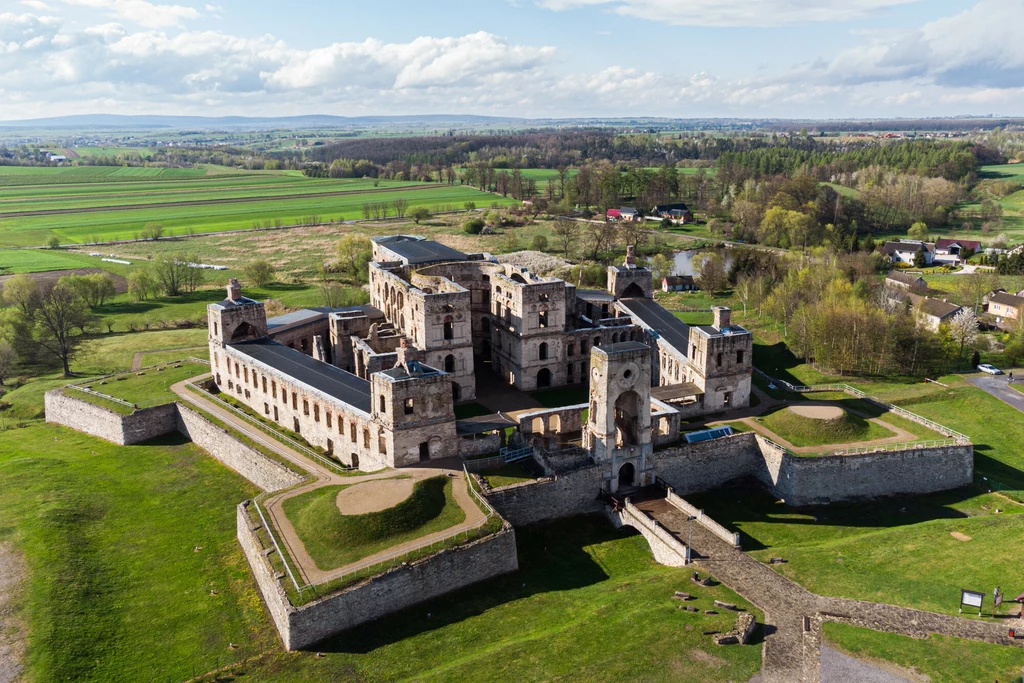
[[935, 238, 982, 263], [606, 209, 621, 221]]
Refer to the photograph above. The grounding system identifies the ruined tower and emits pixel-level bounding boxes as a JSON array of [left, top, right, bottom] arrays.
[[686, 306, 752, 411], [587, 340, 654, 492], [607, 245, 653, 299]]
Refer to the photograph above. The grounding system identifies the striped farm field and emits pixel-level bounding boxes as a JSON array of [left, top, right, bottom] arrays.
[[0, 166, 515, 247]]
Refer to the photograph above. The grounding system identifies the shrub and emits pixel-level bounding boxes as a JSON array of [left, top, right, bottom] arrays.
[[464, 218, 485, 235], [531, 235, 549, 251]]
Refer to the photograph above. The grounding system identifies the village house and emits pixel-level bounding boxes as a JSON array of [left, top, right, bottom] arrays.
[[879, 240, 935, 266], [606, 208, 621, 221], [649, 202, 694, 224], [661, 275, 698, 292], [885, 270, 926, 293], [987, 291, 1024, 328], [619, 207, 639, 222], [916, 297, 962, 332], [934, 238, 982, 264]]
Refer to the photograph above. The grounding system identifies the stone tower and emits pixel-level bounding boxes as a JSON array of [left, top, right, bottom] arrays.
[[686, 306, 752, 411], [587, 340, 654, 492], [207, 278, 267, 349], [607, 245, 653, 299]]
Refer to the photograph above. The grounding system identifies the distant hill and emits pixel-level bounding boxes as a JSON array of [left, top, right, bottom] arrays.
[[0, 114, 531, 129]]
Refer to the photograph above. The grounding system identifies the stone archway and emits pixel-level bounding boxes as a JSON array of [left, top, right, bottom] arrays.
[[614, 390, 641, 446], [618, 462, 635, 488], [622, 282, 645, 298], [536, 368, 552, 388]]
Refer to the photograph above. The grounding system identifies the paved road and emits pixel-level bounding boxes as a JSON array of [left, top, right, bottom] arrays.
[[966, 374, 1024, 413]]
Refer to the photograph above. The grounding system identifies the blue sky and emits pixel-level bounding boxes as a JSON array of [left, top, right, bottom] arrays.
[[1, 0, 1021, 119]]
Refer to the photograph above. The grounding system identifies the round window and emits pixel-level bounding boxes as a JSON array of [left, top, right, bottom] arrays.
[[623, 369, 633, 379]]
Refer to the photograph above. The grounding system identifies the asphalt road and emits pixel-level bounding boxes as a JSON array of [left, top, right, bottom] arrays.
[[966, 374, 1024, 414]]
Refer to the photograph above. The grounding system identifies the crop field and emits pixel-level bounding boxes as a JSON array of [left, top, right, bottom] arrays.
[[0, 166, 516, 247], [0, 248, 101, 273]]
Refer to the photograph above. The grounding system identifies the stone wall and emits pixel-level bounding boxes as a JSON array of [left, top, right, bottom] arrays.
[[652, 432, 762, 495], [608, 502, 689, 567], [44, 390, 178, 445], [768, 443, 973, 506], [177, 404, 305, 493], [481, 464, 606, 526], [238, 503, 519, 651]]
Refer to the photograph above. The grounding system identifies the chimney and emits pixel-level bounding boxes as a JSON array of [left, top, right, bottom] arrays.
[[624, 245, 636, 267], [226, 278, 242, 302], [713, 306, 731, 330]]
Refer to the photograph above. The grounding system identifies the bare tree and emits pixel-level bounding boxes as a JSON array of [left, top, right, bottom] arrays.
[[947, 308, 979, 368], [694, 252, 728, 296], [553, 219, 581, 258], [34, 282, 91, 377], [392, 198, 409, 218]]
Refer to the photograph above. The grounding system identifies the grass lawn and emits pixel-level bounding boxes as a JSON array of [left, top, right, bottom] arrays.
[[530, 386, 588, 408], [824, 623, 1024, 683], [0, 424, 272, 682], [67, 360, 207, 412], [281, 476, 466, 570], [716, 420, 753, 433], [477, 461, 537, 488], [196, 516, 764, 682], [757, 405, 893, 447]]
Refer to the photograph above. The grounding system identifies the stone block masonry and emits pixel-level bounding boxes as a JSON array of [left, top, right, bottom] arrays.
[[45, 389, 178, 445], [481, 464, 606, 526], [176, 404, 304, 493], [45, 391, 305, 493], [237, 503, 519, 651]]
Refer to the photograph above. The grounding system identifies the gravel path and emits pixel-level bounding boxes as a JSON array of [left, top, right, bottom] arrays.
[[0, 542, 25, 683], [819, 645, 917, 683]]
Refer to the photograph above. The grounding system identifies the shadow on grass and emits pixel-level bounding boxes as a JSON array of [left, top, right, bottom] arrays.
[[312, 515, 628, 654], [687, 479, 985, 552], [974, 450, 1024, 490]]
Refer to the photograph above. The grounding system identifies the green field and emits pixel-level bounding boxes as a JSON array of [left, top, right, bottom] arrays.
[[0, 248, 100, 273], [0, 166, 515, 247]]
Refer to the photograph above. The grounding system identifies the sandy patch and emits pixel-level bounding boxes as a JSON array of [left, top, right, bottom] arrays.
[[950, 531, 972, 542], [336, 477, 415, 515], [0, 542, 26, 683], [689, 649, 726, 669], [789, 405, 844, 420]]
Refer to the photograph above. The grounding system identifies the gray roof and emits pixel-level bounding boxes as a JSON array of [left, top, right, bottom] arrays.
[[576, 289, 616, 302], [212, 296, 261, 309], [918, 298, 961, 319], [373, 235, 467, 265], [599, 341, 651, 354], [886, 271, 925, 286], [990, 291, 1024, 308], [619, 297, 691, 355], [228, 339, 371, 413]]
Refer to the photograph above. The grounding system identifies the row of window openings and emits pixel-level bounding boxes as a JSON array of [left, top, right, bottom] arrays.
[[689, 347, 746, 367]]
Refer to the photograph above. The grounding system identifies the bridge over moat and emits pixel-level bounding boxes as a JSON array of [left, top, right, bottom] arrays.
[[605, 483, 1022, 683]]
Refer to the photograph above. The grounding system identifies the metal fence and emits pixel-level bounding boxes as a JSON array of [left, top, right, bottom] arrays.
[[64, 384, 136, 410]]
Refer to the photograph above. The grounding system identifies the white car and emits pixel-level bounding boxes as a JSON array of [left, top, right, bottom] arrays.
[[977, 364, 1003, 375]]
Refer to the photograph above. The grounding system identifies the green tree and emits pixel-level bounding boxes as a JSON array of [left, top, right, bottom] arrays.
[[141, 222, 164, 240], [2, 273, 39, 315], [409, 206, 431, 224], [694, 252, 728, 295], [649, 254, 673, 284], [0, 340, 15, 386], [34, 282, 91, 377], [153, 254, 205, 296], [531, 234, 549, 252], [552, 218, 581, 258], [913, 248, 927, 268], [333, 235, 373, 283], [243, 259, 276, 287], [46, 236, 60, 249], [908, 222, 929, 241], [463, 218, 485, 234], [61, 273, 116, 308], [127, 267, 157, 301]]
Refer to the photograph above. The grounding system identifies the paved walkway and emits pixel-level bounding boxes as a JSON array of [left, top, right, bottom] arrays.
[[633, 497, 1021, 683], [966, 374, 1024, 414], [171, 379, 487, 587]]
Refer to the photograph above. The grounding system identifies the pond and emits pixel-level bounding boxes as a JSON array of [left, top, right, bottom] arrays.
[[667, 248, 735, 276]]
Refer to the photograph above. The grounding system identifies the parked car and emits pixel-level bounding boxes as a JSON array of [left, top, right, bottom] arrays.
[[978, 364, 1003, 375]]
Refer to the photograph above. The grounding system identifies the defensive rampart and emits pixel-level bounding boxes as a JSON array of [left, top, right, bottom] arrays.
[[45, 389, 178, 445]]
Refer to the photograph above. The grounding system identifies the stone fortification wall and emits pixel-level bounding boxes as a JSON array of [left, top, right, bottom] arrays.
[[44, 390, 178, 445], [238, 504, 519, 651], [607, 502, 689, 567], [768, 443, 973, 506], [458, 432, 502, 458], [482, 464, 605, 526], [652, 432, 762, 495], [665, 489, 741, 548], [177, 404, 305, 492]]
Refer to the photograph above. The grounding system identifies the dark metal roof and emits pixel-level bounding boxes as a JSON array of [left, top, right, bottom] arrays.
[[374, 235, 467, 265], [576, 289, 616, 302], [212, 296, 261, 309], [619, 297, 691, 357], [600, 341, 650, 354], [455, 413, 518, 435], [228, 339, 371, 413]]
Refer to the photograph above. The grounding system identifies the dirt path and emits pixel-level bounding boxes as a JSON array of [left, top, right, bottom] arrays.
[[171, 379, 487, 587], [0, 542, 26, 683], [0, 184, 440, 218]]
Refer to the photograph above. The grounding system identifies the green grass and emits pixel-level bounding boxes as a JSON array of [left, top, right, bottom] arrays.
[[530, 386, 588, 408], [823, 623, 1024, 683], [281, 476, 466, 570], [0, 248, 99, 273], [757, 405, 893, 447], [477, 462, 537, 488], [716, 420, 753, 433], [66, 360, 207, 412], [0, 168, 516, 246], [198, 515, 764, 682], [0, 423, 272, 682]]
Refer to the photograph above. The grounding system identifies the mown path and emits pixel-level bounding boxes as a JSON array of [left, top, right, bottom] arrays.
[[170, 379, 485, 587]]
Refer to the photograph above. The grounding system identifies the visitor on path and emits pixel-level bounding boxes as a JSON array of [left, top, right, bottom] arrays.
[[1010, 372, 1015, 384]]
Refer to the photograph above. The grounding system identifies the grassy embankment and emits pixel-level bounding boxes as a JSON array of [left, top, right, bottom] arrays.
[[281, 476, 465, 570], [756, 406, 893, 447], [63, 360, 207, 414]]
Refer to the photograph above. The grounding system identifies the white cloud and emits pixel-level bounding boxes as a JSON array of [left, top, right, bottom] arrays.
[[56, 0, 200, 28], [535, 0, 921, 27]]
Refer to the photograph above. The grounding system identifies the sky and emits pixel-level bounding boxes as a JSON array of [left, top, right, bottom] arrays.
[[0, 0, 1022, 120]]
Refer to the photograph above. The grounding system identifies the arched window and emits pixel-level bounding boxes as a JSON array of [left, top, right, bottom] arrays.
[[378, 395, 386, 413], [536, 368, 552, 388], [539, 343, 548, 360], [444, 354, 456, 372], [443, 315, 454, 340], [567, 343, 575, 356]]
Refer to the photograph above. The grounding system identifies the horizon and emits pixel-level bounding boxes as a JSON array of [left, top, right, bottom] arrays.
[[1, 0, 1021, 120]]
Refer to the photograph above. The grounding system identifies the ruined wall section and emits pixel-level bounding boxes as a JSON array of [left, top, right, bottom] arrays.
[[44, 390, 179, 445]]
